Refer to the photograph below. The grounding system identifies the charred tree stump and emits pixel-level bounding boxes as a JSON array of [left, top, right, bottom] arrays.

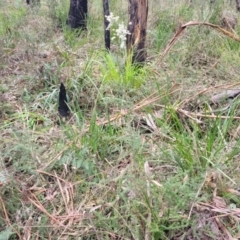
[[67, 0, 88, 30], [126, 0, 148, 64], [26, 0, 40, 5], [103, 0, 110, 50], [236, 0, 240, 12]]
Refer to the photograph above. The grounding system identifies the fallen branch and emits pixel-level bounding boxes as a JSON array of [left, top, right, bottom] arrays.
[[178, 83, 240, 108], [210, 89, 240, 104], [178, 108, 240, 120], [158, 21, 240, 64]]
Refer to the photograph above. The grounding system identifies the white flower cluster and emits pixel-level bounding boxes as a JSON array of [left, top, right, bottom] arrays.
[[116, 23, 131, 49], [105, 12, 131, 49], [105, 12, 119, 30]]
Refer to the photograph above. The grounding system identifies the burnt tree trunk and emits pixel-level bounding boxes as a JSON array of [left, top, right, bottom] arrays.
[[126, 0, 148, 64], [67, 0, 88, 29], [103, 0, 110, 50], [26, 0, 40, 5], [236, 0, 240, 11]]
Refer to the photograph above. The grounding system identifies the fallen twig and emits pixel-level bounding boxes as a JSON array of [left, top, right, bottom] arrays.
[[158, 21, 240, 64]]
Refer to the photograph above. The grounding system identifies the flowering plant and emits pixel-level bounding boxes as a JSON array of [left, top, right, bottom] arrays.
[[105, 12, 131, 49]]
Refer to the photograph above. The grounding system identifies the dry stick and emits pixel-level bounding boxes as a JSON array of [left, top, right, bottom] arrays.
[[54, 178, 75, 239], [157, 24, 187, 64], [155, 102, 240, 123], [158, 21, 240, 64], [38, 170, 75, 224], [177, 109, 203, 124], [28, 193, 73, 230], [0, 195, 11, 226], [210, 89, 240, 104], [133, 84, 169, 106], [198, 201, 240, 219], [215, 217, 235, 240], [134, 84, 180, 110], [207, 210, 240, 219], [135, 90, 158, 106], [28, 194, 61, 224], [93, 86, 181, 127], [39, 170, 75, 203], [37, 170, 67, 183], [178, 83, 240, 109], [52, 213, 84, 220], [177, 106, 240, 121], [184, 111, 240, 120], [55, 173, 69, 216], [133, 84, 180, 110]]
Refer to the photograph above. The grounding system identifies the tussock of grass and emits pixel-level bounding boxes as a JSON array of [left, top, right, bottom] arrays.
[[1, 0, 240, 239]]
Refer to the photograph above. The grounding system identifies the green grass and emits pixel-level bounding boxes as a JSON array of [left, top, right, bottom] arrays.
[[1, 0, 240, 239]]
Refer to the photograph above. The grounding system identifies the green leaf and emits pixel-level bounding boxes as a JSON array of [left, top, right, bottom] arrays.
[[0, 228, 14, 240]]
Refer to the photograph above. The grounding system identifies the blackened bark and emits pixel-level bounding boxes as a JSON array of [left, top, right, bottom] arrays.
[[236, 0, 240, 11], [103, 0, 110, 50], [67, 0, 88, 29], [58, 83, 70, 117], [126, 0, 148, 64], [26, 0, 40, 5]]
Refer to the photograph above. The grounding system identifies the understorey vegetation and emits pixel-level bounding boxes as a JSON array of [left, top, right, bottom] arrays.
[[1, 0, 240, 239]]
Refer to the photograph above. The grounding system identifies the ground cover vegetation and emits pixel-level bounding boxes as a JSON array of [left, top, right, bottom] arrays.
[[1, 0, 240, 239]]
